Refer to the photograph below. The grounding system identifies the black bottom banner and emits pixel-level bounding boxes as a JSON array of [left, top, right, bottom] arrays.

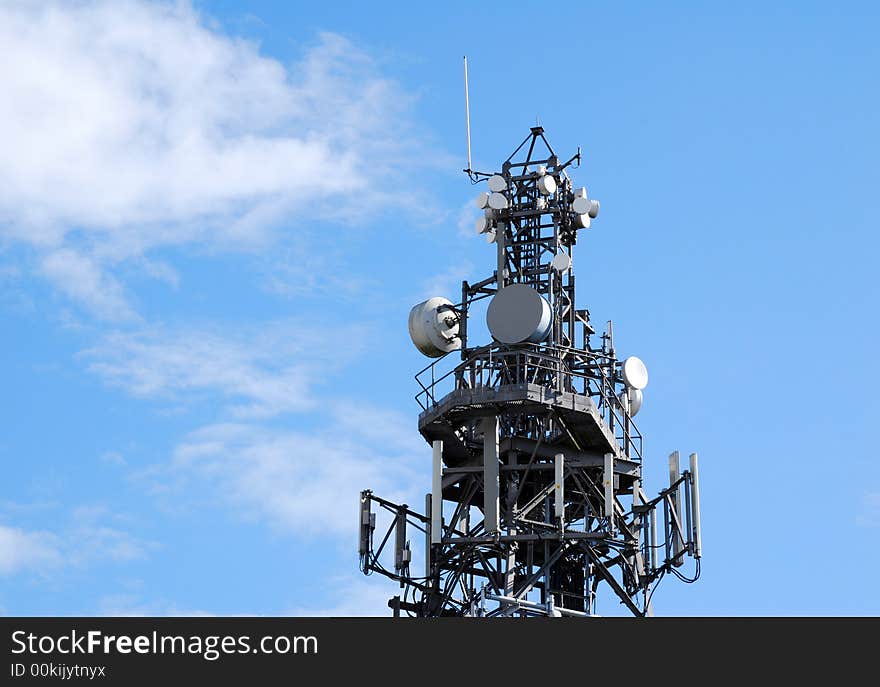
[[2, 617, 875, 684]]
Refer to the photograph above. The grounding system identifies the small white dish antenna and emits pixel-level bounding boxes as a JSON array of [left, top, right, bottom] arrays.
[[408, 297, 462, 358], [475, 216, 490, 234], [537, 174, 557, 196], [550, 252, 571, 273], [622, 356, 649, 390], [628, 387, 643, 416], [476, 192, 490, 209], [537, 165, 547, 176], [588, 199, 600, 219], [488, 174, 507, 192], [574, 214, 591, 229], [485, 227, 497, 243], [572, 196, 590, 215], [488, 192, 508, 210]]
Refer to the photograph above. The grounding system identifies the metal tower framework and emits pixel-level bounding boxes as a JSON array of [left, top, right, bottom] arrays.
[[359, 128, 701, 617]]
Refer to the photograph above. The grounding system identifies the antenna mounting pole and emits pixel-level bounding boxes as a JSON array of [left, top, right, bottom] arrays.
[[463, 56, 473, 177]]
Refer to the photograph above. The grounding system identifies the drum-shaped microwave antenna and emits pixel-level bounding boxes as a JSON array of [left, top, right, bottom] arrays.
[[537, 174, 557, 196], [486, 284, 552, 344], [488, 174, 507, 192], [622, 356, 649, 390], [476, 191, 490, 209], [551, 252, 571, 273], [574, 213, 591, 229], [488, 192, 508, 210], [627, 387, 643, 416], [408, 297, 462, 358], [572, 196, 590, 215]]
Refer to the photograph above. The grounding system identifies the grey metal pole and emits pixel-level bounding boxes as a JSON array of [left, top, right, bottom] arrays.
[[431, 441, 443, 544], [483, 417, 500, 533]]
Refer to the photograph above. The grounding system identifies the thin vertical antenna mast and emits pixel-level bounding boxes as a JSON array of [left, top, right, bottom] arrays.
[[463, 56, 473, 176]]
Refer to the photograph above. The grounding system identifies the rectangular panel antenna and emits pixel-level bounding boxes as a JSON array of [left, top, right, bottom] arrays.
[[689, 452, 702, 559]]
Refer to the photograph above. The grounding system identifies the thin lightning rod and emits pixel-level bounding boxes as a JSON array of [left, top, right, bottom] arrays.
[[463, 56, 472, 175]]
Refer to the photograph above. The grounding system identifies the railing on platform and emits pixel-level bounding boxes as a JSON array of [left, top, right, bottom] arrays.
[[415, 343, 642, 462]]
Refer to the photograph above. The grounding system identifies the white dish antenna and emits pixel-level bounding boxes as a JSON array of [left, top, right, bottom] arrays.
[[627, 387, 643, 416], [485, 227, 497, 243], [486, 284, 552, 344], [588, 199, 600, 218], [551, 252, 571, 273], [537, 174, 557, 196], [622, 356, 649, 390], [476, 191, 489, 209], [475, 216, 490, 234], [574, 214, 591, 229], [488, 192, 508, 210], [572, 196, 590, 215], [408, 297, 462, 358], [488, 174, 507, 192]]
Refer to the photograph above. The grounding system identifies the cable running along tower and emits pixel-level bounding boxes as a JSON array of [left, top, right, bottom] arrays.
[[358, 121, 702, 617]]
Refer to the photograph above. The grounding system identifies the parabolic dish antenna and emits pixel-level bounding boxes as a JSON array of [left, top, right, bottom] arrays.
[[627, 387, 643, 416], [622, 356, 649, 390], [537, 174, 557, 196], [475, 216, 490, 234], [550, 252, 571, 273], [486, 284, 552, 344], [572, 196, 590, 215], [488, 192, 508, 210], [488, 174, 507, 192], [476, 191, 490, 209], [408, 297, 462, 358]]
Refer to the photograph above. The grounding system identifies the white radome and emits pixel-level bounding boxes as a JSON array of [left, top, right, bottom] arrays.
[[622, 356, 649, 390], [550, 252, 571, 273], [488, 192, 508, 210], [408, 297, 462, 358], [572, 196, 590, 215], [476, 191, 490, 209], [488, 174, 507, 192], [537, 174, 557, 196], [627, 387, 643, 416]]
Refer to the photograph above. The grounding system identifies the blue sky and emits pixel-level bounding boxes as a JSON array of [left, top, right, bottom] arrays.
[[0, 0, 877, 616]]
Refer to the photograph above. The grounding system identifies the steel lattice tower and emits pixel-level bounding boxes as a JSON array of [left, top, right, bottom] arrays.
[[359, 127, 702, 617]]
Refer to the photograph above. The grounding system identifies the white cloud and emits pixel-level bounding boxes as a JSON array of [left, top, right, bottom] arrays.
[[0, 525, 61, 574], [288, 575, 394, 617], [40, 249, 136, 321], [165, 420, 424, 538], [0, 1, 434, 318], [81, 320, 368, 417], [0, 506, 153, 576], [96, 594, 215, 617]]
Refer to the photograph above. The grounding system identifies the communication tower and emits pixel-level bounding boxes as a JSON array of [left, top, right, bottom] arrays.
[[358, 71, 701, 616]]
